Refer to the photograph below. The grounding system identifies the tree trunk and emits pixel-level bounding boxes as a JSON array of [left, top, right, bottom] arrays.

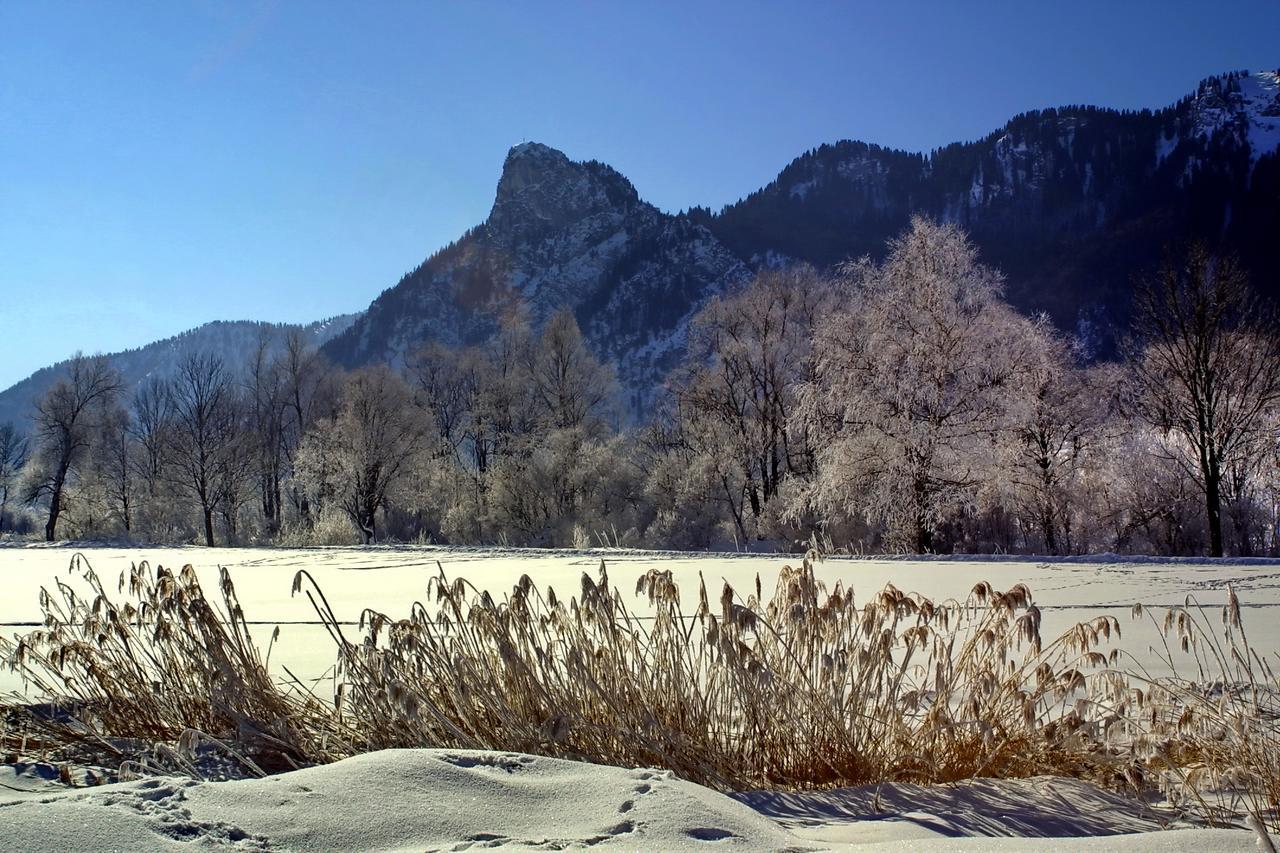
[[1041, 504, 1059, 556], [45, 488, 61, 542], [45, 466, 68, 542], [721, 475, 749, 547], [1205, 466, 1224, 558], [911, 474, 932, 553], [203, 506, 216, 547], [915, 523, 934, 554], [746, 476, 761, 519], [261, 473, 279, 535]]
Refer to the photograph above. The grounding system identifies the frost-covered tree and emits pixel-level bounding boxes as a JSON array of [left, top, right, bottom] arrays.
[[638, 409, 751, 549], [666, 266, 835, 544], [296, 366, 426, 544], [1257, 414, 1280, 555], [1129, 245, 1280, 557], [1093, 425, 1207, 556], [26, 354, 122, 541], [0, 421, 28, 533], [794, 218, 1046, 552], [93, 403, 137, 535], [472, 316, 539, 474], [527, 308, 616, 435], [996, 337, 1111, 555], [474, 311, 618, 545]]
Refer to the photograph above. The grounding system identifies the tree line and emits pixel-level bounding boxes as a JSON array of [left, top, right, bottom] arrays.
[[2, 218, 1278, 557]]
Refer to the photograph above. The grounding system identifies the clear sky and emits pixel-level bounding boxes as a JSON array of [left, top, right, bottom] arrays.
[[2, 0, 1277, 389]]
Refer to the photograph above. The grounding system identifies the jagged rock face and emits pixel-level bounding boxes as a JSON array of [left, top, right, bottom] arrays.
[[323, 143, 749, 399], [709, 70, 1280, 351], [486, 143, 646, 252]]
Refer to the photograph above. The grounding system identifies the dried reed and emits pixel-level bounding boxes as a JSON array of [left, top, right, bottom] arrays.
[[4, 551, 1279, 829], [1, 554, 344, 775]]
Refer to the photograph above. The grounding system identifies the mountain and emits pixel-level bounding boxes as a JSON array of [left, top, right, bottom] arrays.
[[703, 69, 1280, 352], [0, 315, 358, 432], [328, 70, 1278, 381], [4, 69, 1278, 422], [321, 142, 749, 402]]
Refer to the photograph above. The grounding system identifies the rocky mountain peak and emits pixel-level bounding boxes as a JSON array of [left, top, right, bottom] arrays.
[[496, 142, 574, 194], [486, 142, 644, 249]]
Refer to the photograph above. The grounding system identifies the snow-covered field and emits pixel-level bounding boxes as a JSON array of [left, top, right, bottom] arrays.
[[3, 544, 1278, 850], [5, 543, 1279, 694]]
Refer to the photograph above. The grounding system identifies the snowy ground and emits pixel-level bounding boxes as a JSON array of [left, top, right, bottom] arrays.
[[2, 544, 1277, 850], [4, 543, 1279, 694], [0, 749, 1259, 851]]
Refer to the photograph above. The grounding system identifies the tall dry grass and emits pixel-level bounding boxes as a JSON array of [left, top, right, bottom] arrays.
[[307, 557, 1125, 790], [3, 551, 1280, 828], [0, 554, 344, 775], [1117, 591, 1280, 826]]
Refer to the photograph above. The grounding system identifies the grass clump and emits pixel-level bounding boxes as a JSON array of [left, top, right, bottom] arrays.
[[1, 555, 343, 777], [4, 551, 1280, 830], [311, 556, 1121, 790]]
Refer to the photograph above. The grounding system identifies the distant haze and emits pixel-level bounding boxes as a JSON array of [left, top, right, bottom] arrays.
[[2, 0, 1277, 389]]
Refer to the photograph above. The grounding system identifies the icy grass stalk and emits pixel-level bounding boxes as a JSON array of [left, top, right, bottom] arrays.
[[0, 554, 346, 774], [297, 554, 1146, 791], [4, 552, 1280, 829]]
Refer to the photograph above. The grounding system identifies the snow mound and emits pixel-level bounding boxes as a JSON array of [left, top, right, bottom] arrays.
[[0, 749, 807, 852], [0, 749, 1262, 851]]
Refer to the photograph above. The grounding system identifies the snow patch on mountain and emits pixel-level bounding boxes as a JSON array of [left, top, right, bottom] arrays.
[[1188, 70, 1280, 162], [1239, 70, 1280, 161]]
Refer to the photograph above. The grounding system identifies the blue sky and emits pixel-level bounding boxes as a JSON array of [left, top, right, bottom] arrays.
[[2, 0, 1277, 389]]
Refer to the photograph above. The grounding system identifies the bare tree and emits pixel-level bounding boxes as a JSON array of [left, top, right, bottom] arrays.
[[131, 376, 172, 500], [96, 404, 136, 534], [0, 422, 28, 533], [408, 341, 478, 464], [278, 330, 338, 524], [166, 352, 241, 547], [26, 354, 122, 541], [673, 267, 834, 534], [1129, 245, 1280, 557], [296, 366, 426, 543], [246, 334, 288, 535], [214, 415, 255, 545]]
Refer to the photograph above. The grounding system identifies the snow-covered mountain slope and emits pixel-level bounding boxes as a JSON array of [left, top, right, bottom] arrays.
[[321, 142, 748, 398], [708, 69, 1280, 352], [0, 315, 358, 432], [1176, 69, 1280, 163]]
